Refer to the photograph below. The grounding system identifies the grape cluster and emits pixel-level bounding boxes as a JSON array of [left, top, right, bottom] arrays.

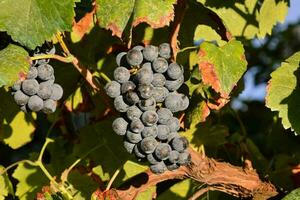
[[105, 43, 191, 174], [11, 47, 63, 114]]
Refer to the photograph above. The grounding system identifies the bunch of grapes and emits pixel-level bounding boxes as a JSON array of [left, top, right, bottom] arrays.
[[105, 43, 191, 174], [11, 47, 63, 114]]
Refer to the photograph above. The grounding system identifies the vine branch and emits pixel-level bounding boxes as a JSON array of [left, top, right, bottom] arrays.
[[105, 149, 278, 200]]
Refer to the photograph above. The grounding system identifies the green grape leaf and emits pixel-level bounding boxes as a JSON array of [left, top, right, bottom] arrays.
[[1, 111, 36, 149], [258, 0, 288, 37], [194, 25, 226, 46], [158, 179, 195, 200], [12, 161, 48, 200], [95, 0, 176, 37], [282, 185, 300, 199], [73, 120, 147, 186], [0, 166, 14, 200], [136, 186, 156, 200], [68, 171, 99, 200], [182, 124, 228, 150], [0, 45, 29, 87], [0, 87, 36, 149], [198, 0, 288, 39], [198, 40, 247, 98], [0, 0, 75, 49], [266, 52, 300, 134]]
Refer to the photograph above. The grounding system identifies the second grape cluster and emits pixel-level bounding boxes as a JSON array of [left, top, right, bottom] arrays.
[[105, 43, 191, 174]]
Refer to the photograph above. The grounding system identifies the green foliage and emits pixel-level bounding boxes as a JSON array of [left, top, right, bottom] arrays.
[[283, 188, 300, 200], [266, 52, 300, 134], [0, 0, 75, 48], [0, 45, 29, 87], [198, 0, 288, 39], [96, 0, 176, 37], [0, 88, 36, 149], [12, 161, 48, 200], [198, 40, 247, 98], [0, 166, 14, 200]]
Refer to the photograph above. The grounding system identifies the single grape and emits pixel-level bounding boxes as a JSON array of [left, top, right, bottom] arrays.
[[138, 97, 156, 111], [171, 137, 189, 152], [50, 84, 63, 101], [138, 84, 153, 99], [140, 136, 158, 154], [37, 84, 52, 100], [164, 93, 183, 113], [134, 145, 146, 158], [135, 63, 153, 85], [157, 125, 170, 141], [126, 131, 142, 143], [114, 96, 129, 112], [28, 95, 43, 112], [126, 106, 143, 121], [27, 67, 38, 79], [112, 117, 128, 135], [14, 90, 29, 105], [167, 63, 182, 80], [155, 143, 171, 160], [178, 151, 191, 166], [42, 99, 56, 114], [157, 108, 173, 124], [166, 163, 179, 171], [152, 73, 166, 87], [165, 75, 184, 92], [116, 52, 127, 67], [180, 94, 189, 111], [168, 117, 180, 132], [152, 87, 169, 103], [167, 132, 180, 142], [142, 45, 158, 61], [12, 80, 22, 91], [124, 91, 140, 105], [126, 49, 143, 66], [37, 64, 54, 80], [159, 43, 171, 59], [105, 81, 121, 98], [141, 110, 158, 126], [121, 81, 136, 94], [114, 67, 130, 83], [152, 57, 168, 73], [168, 150, 179, 164], [133, 45, 145, 51], [150, 162, 167, 174], [147, 153, 160, 164], [130, 119, 145, 133], [22, 79, 39, 96], [142, 125, 158, 138], [124, 140, 135, 154], [41, 79, 55, 87]]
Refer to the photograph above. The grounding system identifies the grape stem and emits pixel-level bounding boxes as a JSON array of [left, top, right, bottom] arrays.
[[106, 168, 121, 191], [0, 159, 37, 176], [61, 143, 103, 183], [55, 33, 111, 107], [30, 54, 75, 63], [36, 137, 73, 199], [99, 72, 111, 83]]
